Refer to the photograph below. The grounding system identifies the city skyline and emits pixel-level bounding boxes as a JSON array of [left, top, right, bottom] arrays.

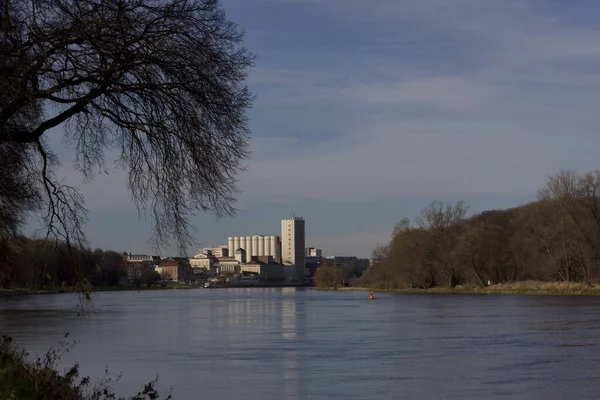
[[26, 0, 600, 258]]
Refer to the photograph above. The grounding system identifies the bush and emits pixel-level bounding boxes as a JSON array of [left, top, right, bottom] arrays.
[[0, 334, 171, 400]]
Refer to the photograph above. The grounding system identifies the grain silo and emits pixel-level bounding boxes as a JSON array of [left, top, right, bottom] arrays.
[[258, 235, 265, 256], [265, 236, 271, 257], [252, 235, 259, 256], [246, 236, 253, 257], [228, 237, 234, 255]]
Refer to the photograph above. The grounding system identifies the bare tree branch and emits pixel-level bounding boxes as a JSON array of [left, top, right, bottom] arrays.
[[1, 0, 253, 253]]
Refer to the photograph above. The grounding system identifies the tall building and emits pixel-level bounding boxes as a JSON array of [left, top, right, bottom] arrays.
[[281, 217, 305, 281]]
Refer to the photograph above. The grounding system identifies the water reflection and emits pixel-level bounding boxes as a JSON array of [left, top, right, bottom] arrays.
[[281, 287, 299, 400], [2, 290, 600, 399]]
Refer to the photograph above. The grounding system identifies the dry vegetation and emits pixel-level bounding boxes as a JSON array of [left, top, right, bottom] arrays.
[[350, 169, 600, 294], [0, 335, 171, 400]]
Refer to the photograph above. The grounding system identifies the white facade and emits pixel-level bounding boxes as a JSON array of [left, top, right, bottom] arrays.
[[258, 235, 265, 256], [189, 250, 217, 270], [246, 236, 253, 257], [252, 236, 259, 256], [281, 217, 305, 281], [227, 235, 281, 260], [270, 236, 280, 261], [126, 254, 155, 263]]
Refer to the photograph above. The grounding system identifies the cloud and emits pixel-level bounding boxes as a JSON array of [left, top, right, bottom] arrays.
[[239, 0, 600, 205], [29, 0, 600, 257], [340, 76, 487, 110]]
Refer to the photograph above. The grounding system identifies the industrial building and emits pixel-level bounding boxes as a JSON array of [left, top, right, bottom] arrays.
[[227, 235, 281, 262], [241, 255, 285, 282], [224, 217, 306, 282], [305, 247, 322, 257], [281, 217, 305, 281]]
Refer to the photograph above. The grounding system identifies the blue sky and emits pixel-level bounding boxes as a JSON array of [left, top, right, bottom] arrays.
[[29, 0, 600, 258]]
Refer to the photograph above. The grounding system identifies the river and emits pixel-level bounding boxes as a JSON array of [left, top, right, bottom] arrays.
[[1, 288, 600, 399]]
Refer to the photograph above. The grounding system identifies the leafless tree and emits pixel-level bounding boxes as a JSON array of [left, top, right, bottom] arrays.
[[537, 170, 600, 282], [416, 200, 468, 288], [0, 0, 253, 253]]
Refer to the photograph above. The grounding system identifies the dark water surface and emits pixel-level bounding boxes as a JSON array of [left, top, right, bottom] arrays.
[[1, 288, 600, 399]]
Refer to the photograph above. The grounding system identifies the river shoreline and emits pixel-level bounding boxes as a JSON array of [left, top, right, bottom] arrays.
[[0, 283, 313, 297], [0, 284, 194, 297], [318, 281, 600, 295]]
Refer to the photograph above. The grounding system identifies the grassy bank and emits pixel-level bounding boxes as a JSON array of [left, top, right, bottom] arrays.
[[319, 281, 600, 295], [0, 283, 195, 297], [0, 335, 170, 400]]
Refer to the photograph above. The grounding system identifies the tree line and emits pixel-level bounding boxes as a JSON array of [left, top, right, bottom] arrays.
[[314, 261, 364, 288], [357, 169, 600, 289], [0, 236, 132, 290]]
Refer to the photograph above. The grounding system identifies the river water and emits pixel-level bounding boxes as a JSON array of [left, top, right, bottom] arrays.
[[1, 288, 600, 399]]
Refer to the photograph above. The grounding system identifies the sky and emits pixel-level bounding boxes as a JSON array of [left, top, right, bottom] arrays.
[[29, 0, 600, 258]]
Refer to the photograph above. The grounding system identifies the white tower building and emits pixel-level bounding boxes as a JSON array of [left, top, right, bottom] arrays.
[[281, 217, 305, 281], [228, 237, 234, 254]]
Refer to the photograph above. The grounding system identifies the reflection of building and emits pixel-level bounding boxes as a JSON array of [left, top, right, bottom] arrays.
[[281, 217, 305, 281]]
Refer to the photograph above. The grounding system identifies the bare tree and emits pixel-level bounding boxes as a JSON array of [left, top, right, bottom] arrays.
[[537, 170, 600, 282], [415, 200, 469, 288], [0, 0, 253, 253]]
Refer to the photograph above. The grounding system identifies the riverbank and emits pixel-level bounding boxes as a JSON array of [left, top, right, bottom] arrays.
[[0, 283, 194, 297], [319, 281, 600, 295], [0, 336, 169, 399]]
